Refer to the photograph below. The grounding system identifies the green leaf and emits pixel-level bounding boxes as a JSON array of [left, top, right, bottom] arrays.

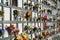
[[13, 10, 19, 16], [0, 11, 4, 17]]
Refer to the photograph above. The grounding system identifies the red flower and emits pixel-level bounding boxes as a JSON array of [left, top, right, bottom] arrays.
[[44, 15, 48, 19], [43, 22, 47, 29], [12, 29, 19, 35], [15, 29, 19, 33], [35, 35, 38, 38], [13, 31, 17, 35], [46, 31, 50, 36], [9, 24, 15, 30]]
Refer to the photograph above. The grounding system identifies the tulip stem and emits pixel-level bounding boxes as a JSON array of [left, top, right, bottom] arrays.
[[14, 35, 17, 39]]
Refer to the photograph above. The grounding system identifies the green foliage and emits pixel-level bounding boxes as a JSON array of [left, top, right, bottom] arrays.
[[28, 3, 33, 7], [42, 32, 45, 36], [13, 10, 19, 16], [24, 3, 28, 6], [0, 11, 4, 17]]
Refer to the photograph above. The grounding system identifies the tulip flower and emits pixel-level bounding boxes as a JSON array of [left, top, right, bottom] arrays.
[[12, 29, 19, 35], [12, 29, 19, 40], [45, 31, 50, 36], [44, 15, 48, 19], [39, 35, 42, 39], [10, 24, 15, 30], [43, 22, 47, 30], [6, 24, 15, 35]]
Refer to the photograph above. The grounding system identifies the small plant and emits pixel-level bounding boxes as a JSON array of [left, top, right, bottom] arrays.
[[24, 9, 31, 21], [6, 24, 15, 35], [24, 25, 29, 30], [28, 3, 33, 7], [36, 15, 41, 21], [6, 24, 20, 40], [33, 3, 40, 10], [43, 22, 47, 30], [42, 32, 46, 38], [13, 10, 19, 20], [24, 2, 28, 6], [12, 29, 19, 40], [47, 9, 52, 14], [0, 11, 4, 17], [45, 31, 50, 36], [33, 25, 39, 32], [24, 1, 33, 7], [12, 29, 19, 35], [16, 32, 28, 40]]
